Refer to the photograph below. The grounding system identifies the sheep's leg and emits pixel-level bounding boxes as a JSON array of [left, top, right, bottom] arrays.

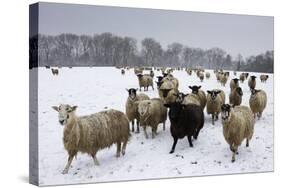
[[91, 153, 100, 166], [131, 120, 135, 132], [121, 140, 128, 155], [212, 114, 215, 125], [170, 137, 178, 154], [163, 121, 166, 131], [116, 142, 121, 157], [136, 120, 140, 133], [194, 128, 201, 140], [187, 135, 193, 147], [246, 139, 249, 147], [231, 151, 236, 162], [143, 125, 148, 139], [62, 155, 75, 174]]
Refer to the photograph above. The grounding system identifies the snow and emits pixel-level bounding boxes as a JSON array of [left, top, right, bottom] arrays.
[[36, 67, 273, 186]]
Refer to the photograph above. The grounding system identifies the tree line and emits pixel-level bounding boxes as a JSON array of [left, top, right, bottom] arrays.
[[29, 33, 273, 73]]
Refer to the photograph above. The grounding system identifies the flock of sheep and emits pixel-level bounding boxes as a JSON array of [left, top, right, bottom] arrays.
[[51, 66, 269, 174]]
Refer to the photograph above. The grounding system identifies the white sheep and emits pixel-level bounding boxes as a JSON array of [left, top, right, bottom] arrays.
[[125, 88, 150, 133], [249, 89, 267, 119], [137, 98, 167, 138], [52, 104, 130, 174], [206, 89, 225, 125], [221, 104, 254, 162]]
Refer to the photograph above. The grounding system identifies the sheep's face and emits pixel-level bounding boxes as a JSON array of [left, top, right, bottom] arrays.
[[221, 104, 232, 122], [175, 92, 187, 103], [127, 88, 138, 100], [189, 85, 201, 94], [250, 89, 261, 97], [207, 90, 221, 101], [155, 81, 162, 89], [233, 78, 239, 84], [52, 104, 77, 126], [236, 87, 243, 96], [156, 76, 163, 82], [161, 89, 172, 98], [250, 76, 256, 80], [138, 101, 150, 117]]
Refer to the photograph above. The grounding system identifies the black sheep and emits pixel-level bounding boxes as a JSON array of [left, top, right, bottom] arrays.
[[165, 102, 204, 153]]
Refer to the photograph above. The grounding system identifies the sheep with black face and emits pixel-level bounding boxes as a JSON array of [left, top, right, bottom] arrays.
[[189, 85, 207, 109], [165, 102, 204, 153], [229, 87, 243, 106], [248, 75, 257, 90], [206, 89, 225, 125]]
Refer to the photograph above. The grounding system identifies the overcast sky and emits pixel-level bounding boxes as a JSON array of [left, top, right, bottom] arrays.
[[38, 2, 273, 57]]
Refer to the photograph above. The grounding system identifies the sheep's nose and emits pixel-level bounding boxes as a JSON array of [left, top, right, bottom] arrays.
[[59, 120, 64, 125]]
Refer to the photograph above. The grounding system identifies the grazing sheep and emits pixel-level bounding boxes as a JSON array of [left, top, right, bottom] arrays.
[[230, 78, 239, 91], [229, 87, 243, 106], [206, 89, 225, 125], [249, 89, 267, 119], [260, 75, 269, 82], [205, 72, 210, 79], [125, 88, 150, 133], [221, 104, 254, 162], [136, 74, 154, 91], [248, 76, 257, 89], [164, 102, 204, 153], [137, 98, 167, 139], [189, 85, 207, 109], [52, 105, 130, 174], [51, 68, 59, 75], [239, 73, 245, 83]]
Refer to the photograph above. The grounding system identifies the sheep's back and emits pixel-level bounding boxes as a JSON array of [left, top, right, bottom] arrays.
[[249, 90, 267, 113]]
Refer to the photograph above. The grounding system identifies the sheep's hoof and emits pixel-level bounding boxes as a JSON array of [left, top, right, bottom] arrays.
[[169, 150, 174, 154], [190, 144, 193, 148], [121, 151, 126, 155], [116, 153, 120, 158], [231, 159, 235, 163]]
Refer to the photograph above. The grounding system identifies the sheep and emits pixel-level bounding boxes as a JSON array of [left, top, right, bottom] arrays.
[[199, 72, 204, 82], [229, 87, 243, 106], [216, 72, 223, 82], [52, 104, 130, 174], [205, 72, 210, 79], [220, 73, 228, 86], [249, 89, 267, 119], [239, 73, 245, 83], [221, 104, 254, 162], [134, 68, 143, 75], [248, 75, 257, 90], [233, 71, 237, 76], [157, 78, 179, 104], [230, 78, 239, 91], [176, 92, 201, 106], [161, 74, 179, 89], [150, 70, 155, 78], [206, 89, 225, 125], [244, 72, 249, 79], [136, 74, 154, 91], [260, 75, 269, 83], [125, 88, 150, 133], [189, 85, 207, 109], [137, 98, 167, 139], [51, 68, 59, 75], [121, 69, 125, 75], [164, 102, 204, 153], [186, 69, 192, 75]]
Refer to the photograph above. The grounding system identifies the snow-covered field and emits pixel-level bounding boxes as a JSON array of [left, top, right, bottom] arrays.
[[36, 67, 273, 186]]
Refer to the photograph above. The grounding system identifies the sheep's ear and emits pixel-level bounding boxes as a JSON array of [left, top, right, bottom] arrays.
[[71, 106, 78, 112], [215, 90, 221, 94], [256, 89, 261, 93], [135, 88, 138, 91], [207, 90, 212, 94], [173, 93, 178, 97], [164, 104, 170, 108], [184, 93, 189, 97], [198, 86, 201, 89], [52, 106, 59, 112], [189, 86, 192, 89]]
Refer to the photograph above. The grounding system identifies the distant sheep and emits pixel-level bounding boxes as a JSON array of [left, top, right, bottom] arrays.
[[230, 78, 239, 91], [248, 76, 257, 90], [199, 72, 204, 82], [150, 70, 155, 78], [221, 104, 254, 162], [220, 73, 228, 86], [229, 87, 243, 106], [136, 74, 154, 91], [260, 75, 269, 83], [249, 89, 267, 119], [52, 104, 130, 174], [121, 69, 125, 75], [239, 73, 245, 83], [205, 72, 210, 79], [206, 89, 225, 125], [137, 98, 167, 139], [51, 68, 59, 75], [165, 102, 204, 153], [125, 88, 150, 133]]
